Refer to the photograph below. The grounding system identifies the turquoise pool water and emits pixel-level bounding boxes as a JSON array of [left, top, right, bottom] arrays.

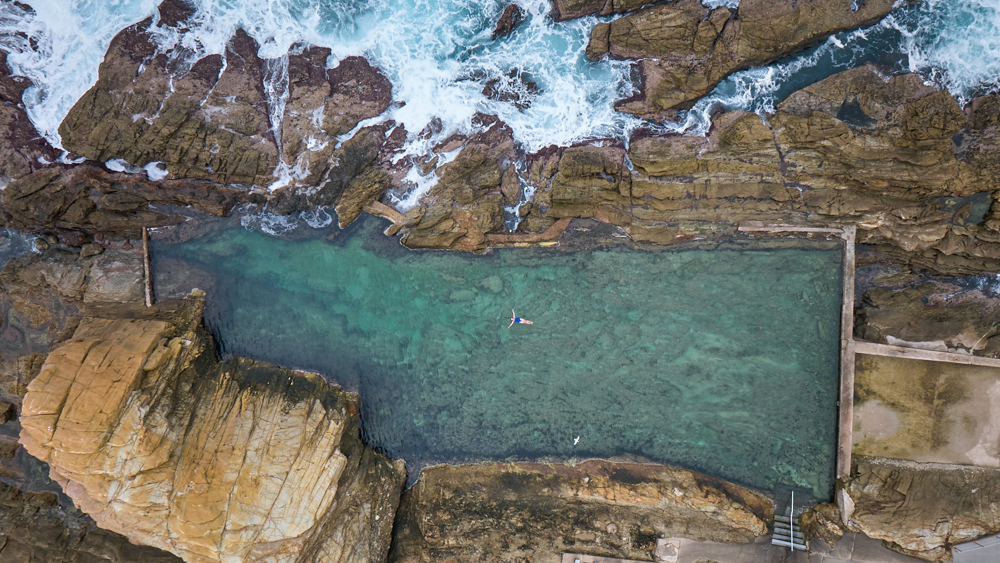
[[153, 217, 843, 500]]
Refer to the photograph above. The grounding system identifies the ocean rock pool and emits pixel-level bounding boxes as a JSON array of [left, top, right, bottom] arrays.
[[153, 216, 843, 501]]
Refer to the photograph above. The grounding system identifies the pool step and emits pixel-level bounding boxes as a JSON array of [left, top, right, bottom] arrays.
[[772, 492, 806, 551]]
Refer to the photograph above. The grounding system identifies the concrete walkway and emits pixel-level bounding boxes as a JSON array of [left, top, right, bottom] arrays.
[[660, 533, 926, 563]]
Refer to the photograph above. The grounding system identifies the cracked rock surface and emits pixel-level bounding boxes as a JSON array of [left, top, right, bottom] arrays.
[[17, 298, 405, 563]]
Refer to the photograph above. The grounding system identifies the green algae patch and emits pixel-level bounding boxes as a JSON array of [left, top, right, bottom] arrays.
[[153, 217, 842, 500]]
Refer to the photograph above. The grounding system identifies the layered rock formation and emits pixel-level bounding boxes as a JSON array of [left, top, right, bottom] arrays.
[[0, 164, 247, 241], [0, 481, 182, 562], [58, 0, 393, 212], [0, 247, 148, 404], [841, 457, 1000, 561], [389, 460, 772, 562], [394, 117, 515, 251], [0, 50, 59, 183], [18, 299, 405, 563], [855, 281, 1000, 357], [404, 65, 998, 272], [585, 0, 900, 118]]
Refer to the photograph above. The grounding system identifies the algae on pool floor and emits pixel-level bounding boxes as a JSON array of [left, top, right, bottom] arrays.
[[153, 216, 843, 501]]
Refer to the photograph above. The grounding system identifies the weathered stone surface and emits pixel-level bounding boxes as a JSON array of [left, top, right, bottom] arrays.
[[799, 502, 845, 547], [389, 460, 772, 562], [0, 49, 59, 183], [844, 457, 1000, 561], [550, 0, 656, 21], [269, 122, 391, 218], [604, 0, 900, 118], [0, 481, 182, 563], [493, 3, 526, 39], [18, 299, 406, 563], [548, 143, 631, 227], [0, 164, 246, 239], [495, 66, 999, 274], [0, 248, 145, 403], [58, 3, 391, 195], [272, 51, 392, 199], [59, 14, 277, 186], [398, 120, 513, 251], [855, 282, 1000, 356]]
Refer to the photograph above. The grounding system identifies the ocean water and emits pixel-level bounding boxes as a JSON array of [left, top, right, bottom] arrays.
[[1, 0, 998, 150], [153, 216, 844, 500]]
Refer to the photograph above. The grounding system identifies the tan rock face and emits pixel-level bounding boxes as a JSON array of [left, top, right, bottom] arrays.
[[58, 8, 391, 193], [845, 457, 1000, 561], [595, 0, 899, 118], [399, 120, 514, 251], [18, 300, 405, 563], [389, 460, 772, 562]]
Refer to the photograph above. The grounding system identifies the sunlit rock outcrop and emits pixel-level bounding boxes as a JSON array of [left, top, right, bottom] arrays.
[[18, 298, 405, 563], [389, 460, 772, 562], [843, 457, 1000, 561], [582, 0, 900, 119], [58, 0, 392, 201]]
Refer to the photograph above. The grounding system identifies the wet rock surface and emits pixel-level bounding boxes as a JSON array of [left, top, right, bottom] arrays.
[[0, 164, 247, 240], [58, 1, 392, 194], [584, 0, 899, 119], [855, 281, 1000, 356], [17, 298, 406, 563], [843, 457, 1000, 561], [0, 50, 59, 183], [389, 460, 772, 563]]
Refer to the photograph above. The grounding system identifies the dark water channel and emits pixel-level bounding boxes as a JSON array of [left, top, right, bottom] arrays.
[[153, 216, 843, 501]]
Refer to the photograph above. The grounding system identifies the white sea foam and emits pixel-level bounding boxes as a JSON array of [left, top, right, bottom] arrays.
[[145, 161, 169, 180], [668, 0, 1000, 133], [2, 0, 999, 165], [0, 0, 159, 149], [106, 158, 142, 173], [890, 0, 1000, 104]]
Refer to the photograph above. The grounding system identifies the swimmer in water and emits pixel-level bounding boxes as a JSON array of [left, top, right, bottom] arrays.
[[508, 309, 534, 329]]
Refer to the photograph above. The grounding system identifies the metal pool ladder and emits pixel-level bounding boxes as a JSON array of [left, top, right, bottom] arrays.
[[772, 491, 805, 551]]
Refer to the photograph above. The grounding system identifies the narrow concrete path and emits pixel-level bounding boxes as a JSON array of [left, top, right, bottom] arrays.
[[664, 533, 925, 563]]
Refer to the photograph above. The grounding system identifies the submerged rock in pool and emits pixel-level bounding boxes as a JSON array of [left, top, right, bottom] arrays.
[[389, 460, 772, 562], [18, 298, 405, 563]]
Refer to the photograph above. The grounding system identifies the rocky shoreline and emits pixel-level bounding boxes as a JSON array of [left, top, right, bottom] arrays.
[[1, 0, 999, 561]]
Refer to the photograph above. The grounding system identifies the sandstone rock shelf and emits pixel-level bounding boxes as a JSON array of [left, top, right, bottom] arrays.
[[17, 298, 406, 563]]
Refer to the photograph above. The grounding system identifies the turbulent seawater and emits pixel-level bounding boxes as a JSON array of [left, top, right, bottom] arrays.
[[154, 216, 844, 500], [1, 0, 999, 149]]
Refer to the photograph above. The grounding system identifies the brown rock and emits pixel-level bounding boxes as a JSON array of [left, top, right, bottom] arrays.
[[0, 400, 14, 424], [399, 122, 514, 251], [0, 164, 245, 238], [0, 481, 181, 562], [549, 144, 631, 227], [0, 48, 60, 182], [586, 22, 611, 61], [19, 299, 406, 563], [389, 460, 772, 562], [855, 282, 1000, 357], [493, 3, 525, 40], [608, 0, 899, 117], [799, 502, 845, 547], [844, 457, 1000, 561], [80, 243, 104, 258], [275, 51, 392, 194]]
